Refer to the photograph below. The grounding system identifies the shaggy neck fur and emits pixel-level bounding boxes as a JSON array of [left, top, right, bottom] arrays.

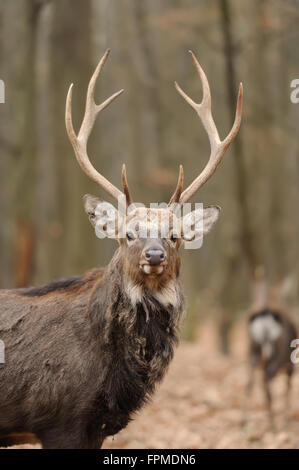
[[87, 249, 185, 438]]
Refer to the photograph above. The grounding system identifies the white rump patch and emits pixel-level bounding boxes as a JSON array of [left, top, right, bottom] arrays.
[[250, 315, 282, 344]]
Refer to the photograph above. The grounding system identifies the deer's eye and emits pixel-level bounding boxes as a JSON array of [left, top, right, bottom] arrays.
[[126, 231, 135, 242], [170, 233, 179, 244]]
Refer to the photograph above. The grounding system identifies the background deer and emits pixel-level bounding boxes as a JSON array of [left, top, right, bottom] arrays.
[[246, 274, 297, 426], [0, 50, 242, 448]]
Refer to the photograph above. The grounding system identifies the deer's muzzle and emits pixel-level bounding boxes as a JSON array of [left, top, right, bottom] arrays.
[[140, 241, 167, 275], [145, 249, 165, 266]]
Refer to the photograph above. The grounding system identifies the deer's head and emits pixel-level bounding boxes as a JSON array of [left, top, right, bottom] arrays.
[[65, 50, 242, 289]]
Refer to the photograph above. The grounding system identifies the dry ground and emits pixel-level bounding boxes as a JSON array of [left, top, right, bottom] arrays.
[[5, 322, 299, 449]]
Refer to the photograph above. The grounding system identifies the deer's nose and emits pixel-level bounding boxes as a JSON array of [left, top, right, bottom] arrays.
[[145, 249, 165, 266]]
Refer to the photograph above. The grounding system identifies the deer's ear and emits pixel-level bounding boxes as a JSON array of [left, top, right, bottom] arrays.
[[201, 206, 221, 235], [83, 194, 101, 226], [83, 194, 122, 239], [182, 205, 220, 242]]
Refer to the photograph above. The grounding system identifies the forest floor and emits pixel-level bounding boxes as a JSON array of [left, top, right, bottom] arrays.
[[6, 322, 299, 449]]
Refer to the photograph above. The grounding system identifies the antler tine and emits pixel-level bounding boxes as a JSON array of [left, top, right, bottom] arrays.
[[174, 50, 243, 204], [65, 49, 127, 205], [121, 164, 132, 207], [168, 165, 184, 206]]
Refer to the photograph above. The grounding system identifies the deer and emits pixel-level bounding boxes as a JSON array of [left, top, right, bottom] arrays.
[[245, 277, 297, 427], [0, 50, 242, 449]]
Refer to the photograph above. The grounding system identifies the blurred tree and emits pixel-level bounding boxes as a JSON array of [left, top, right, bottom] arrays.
[[218, 0, 261, 353]]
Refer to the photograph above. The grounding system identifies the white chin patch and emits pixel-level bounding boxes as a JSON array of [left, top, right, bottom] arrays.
[[141, 265, 164, 275]]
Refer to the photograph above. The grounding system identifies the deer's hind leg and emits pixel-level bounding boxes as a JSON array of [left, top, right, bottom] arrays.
[[241, 342, 260, 427], [284, 363, 294, 424], [263, 374, 274, 429], [264, 357, 281, 430]]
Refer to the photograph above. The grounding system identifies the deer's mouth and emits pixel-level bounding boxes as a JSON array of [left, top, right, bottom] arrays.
[[139, 264, 167, 276]]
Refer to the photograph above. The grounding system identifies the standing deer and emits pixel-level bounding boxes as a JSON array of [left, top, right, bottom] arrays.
[[245, 276, 297, 427], [0, 50, 242, 448], [247, 309, 297, 426]]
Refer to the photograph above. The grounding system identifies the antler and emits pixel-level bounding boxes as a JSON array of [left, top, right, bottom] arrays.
[[168, 165, 184, 205], [65, 49, 131, 208], [173, 50, 243, 204]]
